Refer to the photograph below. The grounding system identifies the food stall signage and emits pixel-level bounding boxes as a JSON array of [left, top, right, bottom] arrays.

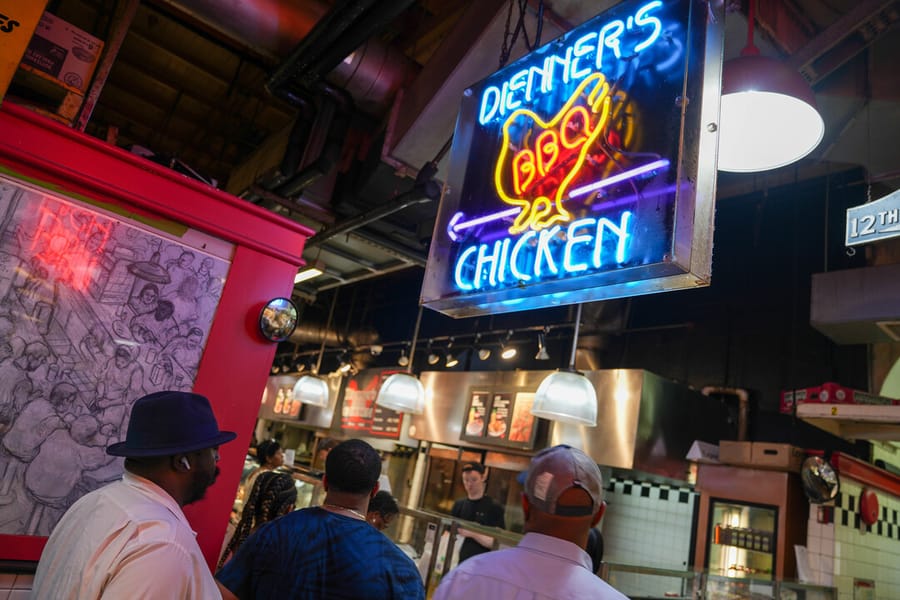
[[845, 188, 900, 247], [421, 0, 723, 317]]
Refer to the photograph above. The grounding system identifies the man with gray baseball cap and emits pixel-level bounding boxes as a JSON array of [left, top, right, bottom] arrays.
[[434, 444, 627, 599]]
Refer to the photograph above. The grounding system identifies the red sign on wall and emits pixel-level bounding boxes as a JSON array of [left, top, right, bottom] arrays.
[[341, 369, 403, 439]]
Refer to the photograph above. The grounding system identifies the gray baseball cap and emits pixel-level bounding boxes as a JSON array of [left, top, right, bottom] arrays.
[[524, 445, 603, 517]]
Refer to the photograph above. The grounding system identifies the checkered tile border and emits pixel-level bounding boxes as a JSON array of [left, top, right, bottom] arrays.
[[833, 491, 900, 540], [606, 477, 697, 504]]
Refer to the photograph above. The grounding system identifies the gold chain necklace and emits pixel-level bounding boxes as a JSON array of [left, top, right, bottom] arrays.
[[322, 503, 367, 521]]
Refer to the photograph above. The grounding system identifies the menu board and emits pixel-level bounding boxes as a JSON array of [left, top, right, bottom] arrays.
[[340, 369, 403, 439], [460, 388, 541, 449]]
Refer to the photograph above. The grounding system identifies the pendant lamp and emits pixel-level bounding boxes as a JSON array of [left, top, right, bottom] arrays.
[[717, 0, 824, 172], [376, 306, 426, 414], [293, 290, 338, 408], [532, 303, 597, 426]]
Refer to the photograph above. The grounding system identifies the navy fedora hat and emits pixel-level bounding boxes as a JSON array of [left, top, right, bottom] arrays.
[[107, 391, 237, 457]]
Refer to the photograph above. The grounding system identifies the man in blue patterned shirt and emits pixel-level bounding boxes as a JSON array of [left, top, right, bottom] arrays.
[[216, 439, 424, 600]]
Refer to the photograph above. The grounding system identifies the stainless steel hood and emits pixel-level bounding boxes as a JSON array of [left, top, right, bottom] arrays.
[[811, 264, 900, 344], [411, 369, 735, 481]]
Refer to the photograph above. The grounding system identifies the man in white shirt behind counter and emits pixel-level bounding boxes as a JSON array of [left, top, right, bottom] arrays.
[[434, 444, 628, 600]]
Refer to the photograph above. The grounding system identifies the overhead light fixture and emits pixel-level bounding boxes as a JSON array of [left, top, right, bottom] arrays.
[[717, 0, 824, 173], [270, 362, 280, 375], [397, 344, 410, 367], [337, 351, 354, 375], [292, 374, 329, 408], [426, 340, 441, 365], [532, 303, 597, 426], [293, 289, 338, 408], [294, 259, 326, 284], [535, 328, 550, 361], [369, 344, 384, 356], [376, 306, 426, 414], [500, 331, 517, 360], [445, 338, 459, 368], [474, 333, 491, 361]]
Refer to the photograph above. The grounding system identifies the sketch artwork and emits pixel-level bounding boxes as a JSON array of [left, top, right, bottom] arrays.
[[0, 175, 232, 537]]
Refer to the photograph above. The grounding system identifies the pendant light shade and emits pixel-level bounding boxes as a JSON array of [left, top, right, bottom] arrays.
[[295, 289, 336, 408], [532, 303, 598, 426], [376, 305, 427, 414], [718, 55, 824, 172], [293, 374, 329, 408], [531, 370, 597, 426], [376, 372, 426, 414]]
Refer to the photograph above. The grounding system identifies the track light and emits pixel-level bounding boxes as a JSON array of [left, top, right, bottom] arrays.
[[445, 338, 459, 368], [398, 344, 410, 367], [337, 351, 354, 375], [535, 329, 550, 361], [473, 333, 491, 360], [270, 362, 279, 375], [427, 340, 440, 365], [500, 331, 517, 360], [369, 344, 384, 356]]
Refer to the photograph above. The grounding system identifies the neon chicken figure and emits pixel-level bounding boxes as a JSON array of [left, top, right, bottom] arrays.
[[494, 72, 612, 235]]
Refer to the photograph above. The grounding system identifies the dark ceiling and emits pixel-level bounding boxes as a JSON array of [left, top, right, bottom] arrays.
[[8, 0, 900, 374]]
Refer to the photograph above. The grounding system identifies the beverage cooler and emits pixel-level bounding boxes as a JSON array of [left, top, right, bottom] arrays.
[[694, 463, 808, 583], [707, 500, 777, 579]]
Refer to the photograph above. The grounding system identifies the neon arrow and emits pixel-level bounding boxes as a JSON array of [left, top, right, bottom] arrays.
[[447, 208, 520, 241], [568, 159, 670, 199]]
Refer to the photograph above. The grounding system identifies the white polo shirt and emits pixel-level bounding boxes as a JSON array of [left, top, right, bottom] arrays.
[[32, 471, 221, 599], [433, 532, 628, 600]]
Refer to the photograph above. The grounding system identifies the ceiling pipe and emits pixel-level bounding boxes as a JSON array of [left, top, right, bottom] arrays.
[[276, 84, 354, 198], [153, 0, 330, 58], [701, 387, 750, 442], [305, 161, 441, 248]]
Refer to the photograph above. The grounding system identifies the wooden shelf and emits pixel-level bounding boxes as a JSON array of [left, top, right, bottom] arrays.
[[10, 63, 85, 123], [797, 403, 900, 441]]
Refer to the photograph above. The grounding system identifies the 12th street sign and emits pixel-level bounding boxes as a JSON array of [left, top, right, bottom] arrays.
[[846, 188, 900, 247]]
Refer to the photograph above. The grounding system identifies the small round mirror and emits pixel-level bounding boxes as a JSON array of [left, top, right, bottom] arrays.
[[800, 455, 840, 504], [258, 297, 298, 342]]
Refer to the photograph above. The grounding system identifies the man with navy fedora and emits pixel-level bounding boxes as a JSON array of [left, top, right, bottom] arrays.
[[32, 390, 236, 599]]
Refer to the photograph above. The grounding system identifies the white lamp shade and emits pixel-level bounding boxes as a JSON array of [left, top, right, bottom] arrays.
[[292, 375, 329, 408], [718, 55, 824, 173], [376, 373, 425, 414], [532, 370, 597, 426]]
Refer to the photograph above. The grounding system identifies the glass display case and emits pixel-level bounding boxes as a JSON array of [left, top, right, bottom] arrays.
[[707, 500, 777, 580]]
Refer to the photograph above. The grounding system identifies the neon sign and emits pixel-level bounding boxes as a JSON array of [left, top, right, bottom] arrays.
[[478, 1, 664, 125], [421, 0, 724, 317]]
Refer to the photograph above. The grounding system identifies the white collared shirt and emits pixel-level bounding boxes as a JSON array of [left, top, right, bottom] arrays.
[[433, 532, 628, 600], [32, 471, 221, 599]]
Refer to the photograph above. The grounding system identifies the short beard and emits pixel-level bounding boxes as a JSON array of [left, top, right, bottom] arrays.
[[185, 466, 219, 505]]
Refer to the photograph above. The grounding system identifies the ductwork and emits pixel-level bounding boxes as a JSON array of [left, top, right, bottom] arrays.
[[160, 1, 417, 117], [811, 263, 900, 344], [154, 0, 329, 58]]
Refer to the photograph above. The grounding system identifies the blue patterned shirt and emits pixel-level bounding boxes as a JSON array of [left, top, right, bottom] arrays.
[[216, 507, 424, 600]]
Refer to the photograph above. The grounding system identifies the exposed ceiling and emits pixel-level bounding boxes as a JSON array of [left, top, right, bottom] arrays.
[[8, 0, 900, 359]]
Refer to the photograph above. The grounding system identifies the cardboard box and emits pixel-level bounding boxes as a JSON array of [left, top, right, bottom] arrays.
[[751, 443, 804, 472], [719, 441, 753, 467], [719, 441, 804, 472], [21, 12, 102, 93]]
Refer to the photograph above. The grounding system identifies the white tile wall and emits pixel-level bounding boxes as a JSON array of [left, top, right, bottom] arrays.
[[805, 477, 900, 600], [601, 477, 698, 598]]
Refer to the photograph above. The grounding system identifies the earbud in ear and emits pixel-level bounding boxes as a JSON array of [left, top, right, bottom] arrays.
[[181, 457, 191, 470]]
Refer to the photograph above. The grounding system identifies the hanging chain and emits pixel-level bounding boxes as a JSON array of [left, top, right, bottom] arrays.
[[498, 0, 544, 68]]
